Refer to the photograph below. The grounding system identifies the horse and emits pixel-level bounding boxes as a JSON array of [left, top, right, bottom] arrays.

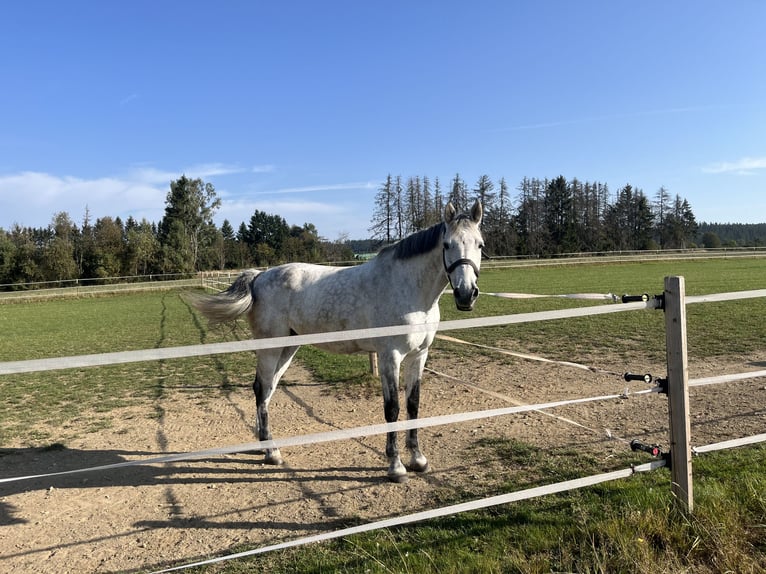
[[189, 200, 483, 482]]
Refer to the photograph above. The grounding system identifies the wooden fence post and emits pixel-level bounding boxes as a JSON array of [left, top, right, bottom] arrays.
[[369, 352, 379, 377], [664, 275, 694, 514]]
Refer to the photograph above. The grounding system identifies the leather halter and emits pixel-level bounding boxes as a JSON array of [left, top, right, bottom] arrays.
[[443, 249, 480, 289]]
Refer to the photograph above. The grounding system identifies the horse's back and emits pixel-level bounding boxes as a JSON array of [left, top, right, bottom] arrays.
[[248, 259, 432, 354], [250, 262, 373, 335]]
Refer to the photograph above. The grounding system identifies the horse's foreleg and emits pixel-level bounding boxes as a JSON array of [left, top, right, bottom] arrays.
[[253, 346, 298, 465], [403, 348, 430, 473], [379, 352, 407, 483]]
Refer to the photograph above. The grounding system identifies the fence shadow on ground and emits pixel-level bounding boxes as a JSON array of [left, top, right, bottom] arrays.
[[0, 445, 383, 527]]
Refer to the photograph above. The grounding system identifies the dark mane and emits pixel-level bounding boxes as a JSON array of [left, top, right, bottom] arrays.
[[379, 222, 446, 260]]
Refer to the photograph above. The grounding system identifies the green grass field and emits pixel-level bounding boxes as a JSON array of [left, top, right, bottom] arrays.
[[1, 256, 764, 572]]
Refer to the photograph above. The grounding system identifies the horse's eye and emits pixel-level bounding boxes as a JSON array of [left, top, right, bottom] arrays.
[[443, 242, 450, 250]]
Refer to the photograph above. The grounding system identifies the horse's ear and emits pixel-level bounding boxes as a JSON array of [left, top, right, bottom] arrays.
[[471, 199, 483, 225], [444, 202, 457, 223]]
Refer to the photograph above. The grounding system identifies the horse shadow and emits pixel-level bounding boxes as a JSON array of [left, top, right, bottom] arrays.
[[0, 444, 383, 530]]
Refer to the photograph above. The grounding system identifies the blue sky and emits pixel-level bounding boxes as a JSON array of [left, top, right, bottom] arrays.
[[1, 1, 765, 239]]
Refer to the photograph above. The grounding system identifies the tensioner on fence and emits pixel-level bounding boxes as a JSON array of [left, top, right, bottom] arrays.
[[630, 439, 672, 469]]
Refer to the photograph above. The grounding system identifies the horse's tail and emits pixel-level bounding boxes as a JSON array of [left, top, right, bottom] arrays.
[[187, 269, 262, 325]]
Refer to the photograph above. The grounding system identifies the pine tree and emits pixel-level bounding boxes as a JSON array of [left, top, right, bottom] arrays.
[[406, 176, 425, 233], [369, 174, 395, 243], [433, 177, 444, 223], [394, 175, 405, 240], [449, 173, 469, 212], [543, 176, 575, 254], [158, 176, 221, 273], [422, 176, 435, 227], [473, 175, 496, 211], [604, 184, 655, 250], [654, 186, 672, 248]]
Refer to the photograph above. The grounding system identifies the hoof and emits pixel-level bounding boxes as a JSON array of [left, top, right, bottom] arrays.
[[263, 450, 283, 465], [387, 460, 408, 483], [387, 471, 409, 484], [408, 455, 430, 473], [408, 461, 430, 473]]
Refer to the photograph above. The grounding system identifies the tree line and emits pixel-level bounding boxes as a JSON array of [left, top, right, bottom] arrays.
[[0, 176, 353, 288], [2, 173, 762, 289], [370, 173, 706, 256], [696, 222, 766, 248]]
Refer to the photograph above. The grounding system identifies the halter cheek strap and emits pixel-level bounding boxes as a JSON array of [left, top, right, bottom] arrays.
[[443, 250, 480, 289]]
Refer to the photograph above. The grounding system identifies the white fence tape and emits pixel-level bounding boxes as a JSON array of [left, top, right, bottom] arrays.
[[484, 292, 619, 301], [0, 299, 659, 375], [4, 288, 765, 377], [693, 433, 766, 454], [689, 370, 766, 387], [435, 334, 619, 375], [152, 459, 668, 573], [0, 388, 661, 485], [10, 362, 763, 488], [686, 289, 766, 304]]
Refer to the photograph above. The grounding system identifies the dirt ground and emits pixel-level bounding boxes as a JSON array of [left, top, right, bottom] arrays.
[[1, 343, 765, 574]]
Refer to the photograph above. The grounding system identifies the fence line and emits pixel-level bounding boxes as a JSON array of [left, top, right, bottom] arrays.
[[3, 360, 764, 487], [2, 281, 765, 572], [3, 289, 764, 377], [425, 365, 634, 444], [693, 433, 766, 454], [480, 248, 766, 270], [0, 298, 660, 375], [153, 459, 669, 574], [690, 370, 766, 387], [155, 424, 766, 574], [435, 333, 621, 375], [0, 387, 663, 485]]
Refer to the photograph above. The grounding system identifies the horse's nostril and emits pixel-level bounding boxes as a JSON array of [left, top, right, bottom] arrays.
[[472, 287, 479, 299]]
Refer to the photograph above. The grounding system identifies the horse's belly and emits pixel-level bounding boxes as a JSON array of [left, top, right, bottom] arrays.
[[311, 340, 368, 354]]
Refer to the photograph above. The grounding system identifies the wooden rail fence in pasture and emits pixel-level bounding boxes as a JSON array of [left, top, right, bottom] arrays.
[[1, 277, 765, 572]]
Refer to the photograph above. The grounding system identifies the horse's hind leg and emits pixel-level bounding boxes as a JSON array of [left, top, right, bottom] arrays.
[[402, 348, 430, 473], [253, 346, 299, 465]]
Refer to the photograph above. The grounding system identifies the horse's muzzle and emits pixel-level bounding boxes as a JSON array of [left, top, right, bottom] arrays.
[[453, 286, 479, 311]]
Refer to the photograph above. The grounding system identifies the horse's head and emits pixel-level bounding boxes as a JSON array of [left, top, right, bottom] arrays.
[[443, 199, 484, 311]]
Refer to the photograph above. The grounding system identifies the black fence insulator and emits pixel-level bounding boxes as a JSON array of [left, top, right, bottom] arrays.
[[620, 293, 665, 309], [621, 293, 650, 303], [630, 439, 663, 458], [624, 372, 653, 384]]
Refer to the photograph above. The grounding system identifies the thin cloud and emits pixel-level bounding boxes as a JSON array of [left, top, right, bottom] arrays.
[[702, 156, 766, 175], [252, 182, 375, 195], [184, 163, 248, 178], [119, 93, 139, 106], [219, 198, 348, 218], [128, 163, 248, 185]]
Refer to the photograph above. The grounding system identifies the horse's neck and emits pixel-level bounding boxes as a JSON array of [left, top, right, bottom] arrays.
[[397, 248, 448, 310]]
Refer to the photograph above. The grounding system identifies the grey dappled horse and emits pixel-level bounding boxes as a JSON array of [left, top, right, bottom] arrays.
[[190, 200, 483, 482]]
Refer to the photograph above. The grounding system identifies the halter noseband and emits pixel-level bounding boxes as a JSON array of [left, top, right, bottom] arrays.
[[443, 248, 480, 289]]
